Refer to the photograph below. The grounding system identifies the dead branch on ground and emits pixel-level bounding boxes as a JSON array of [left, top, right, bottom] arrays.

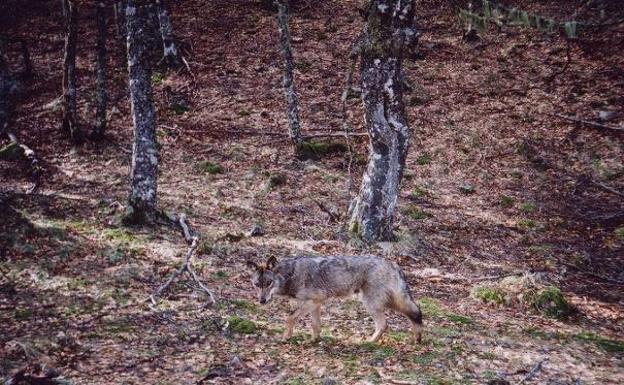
[[553, 113, 624, 132], [150, 213, 216, 306]]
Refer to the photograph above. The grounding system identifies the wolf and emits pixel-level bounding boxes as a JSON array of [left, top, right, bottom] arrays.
[[246, 255, 423, 343]]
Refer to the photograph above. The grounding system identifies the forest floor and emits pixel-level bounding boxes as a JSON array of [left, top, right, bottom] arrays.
[[1, 0, 623, 384]]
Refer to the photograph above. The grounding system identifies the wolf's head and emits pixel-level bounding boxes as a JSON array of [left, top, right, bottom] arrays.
[[246, 256, 282, 304]]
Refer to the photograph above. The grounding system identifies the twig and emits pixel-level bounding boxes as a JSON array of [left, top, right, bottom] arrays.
[[518, 358, 547, 384], [546, 40, 572, 84], [553, 113, 624, 132], [312, 198, 339, 222], [150, 213, 216, 306], [590, 180, 624, 198]]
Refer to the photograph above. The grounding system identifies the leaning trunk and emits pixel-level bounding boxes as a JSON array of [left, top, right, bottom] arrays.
[[155, 0, 182, 69], [62, 0, 80, 143], [125, 0, 159, 223], [348, 0, 415, 242], [274, 0, 303, 149], [93, 1, 107, 139]]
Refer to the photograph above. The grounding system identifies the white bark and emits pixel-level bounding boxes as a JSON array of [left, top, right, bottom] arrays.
[[348, 0, 415, 242], [275, 0, 303, 147], [155, 0, 182, 69], [126, 0, 159, 222]]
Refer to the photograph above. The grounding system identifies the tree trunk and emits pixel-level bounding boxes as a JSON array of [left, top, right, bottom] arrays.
[[0, 44, 18, 134], [93, 1, 107, 139], [114, 0, 127, 59], [62, 0, 80, 144], [155, 0, 182, 69], [348, 0, 415, 243], [274, 0, 303, 149], [125, 0, 159, 223]]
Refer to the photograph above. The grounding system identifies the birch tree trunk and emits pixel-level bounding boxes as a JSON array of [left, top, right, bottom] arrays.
[[274, 0, 303, 149], [155, 0, 182, 69], [62, 0, 81, 144], [348, 0, 415, 242], [93, 1, 107, 139], [125, 0, 159, 223]]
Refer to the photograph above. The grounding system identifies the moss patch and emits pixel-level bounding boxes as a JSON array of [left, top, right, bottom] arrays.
[[404, 205, 430, 220], [471, 286, 506, 305], [524, 286, 573, 319], [575, 332, 624, 353], [197, 161, 224, 175], [297, 140, 347, 159], [227, 315, 257, 334]]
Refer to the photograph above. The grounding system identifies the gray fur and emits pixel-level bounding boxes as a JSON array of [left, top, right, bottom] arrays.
[[248, 255, 423, 342]]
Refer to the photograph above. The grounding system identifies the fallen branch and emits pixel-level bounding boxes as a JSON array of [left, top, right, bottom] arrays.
[[150, 213, 216, 306], [590, 179, 624, 198], [518, 358, 547, 385], [553, 113, 624, 132], [1, 125, 42, 193]]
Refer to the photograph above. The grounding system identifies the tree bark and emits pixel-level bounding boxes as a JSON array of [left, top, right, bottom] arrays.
[[348, 0, 415, 243], [114, 0, 128, 59], [0, 44, 18, 134], [93, 1, 107, 139], [155, 0, 182, 69], [125, 0, 159, 223], [62, 0, 80, 144], [274, 0, 303, 149]]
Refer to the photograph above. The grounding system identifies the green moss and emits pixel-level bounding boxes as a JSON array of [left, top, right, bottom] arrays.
[[472, 286, 506, 305], [499, 194, 514, 208], [447, 313, 473, 325], [387, 331, 410, 342], [519, 201, 537, 213], [405, 205, 429, 220], [524, 286, 572, 319], [211, 270, 228, 280], [614, 226, 624, 240], [151, 72, 164, 85], [231, 299, 258, 313], [413, 351, 440, 366], [227, 315, 257, 334], [517, 218, 537, 230], [15, 308, 33, 320], [266, 173, 286, 189], [411, 186, 429, 200], [298, 140, 347, 159], [418, 297, 443, 317], [416, 153, 432, 165], [197, 161, 224, 175], [575, 332, 624, 353]]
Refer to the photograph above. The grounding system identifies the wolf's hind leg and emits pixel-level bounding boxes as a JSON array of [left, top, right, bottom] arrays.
[[391, 294, 423, 343], [362, 295, 387, 342]]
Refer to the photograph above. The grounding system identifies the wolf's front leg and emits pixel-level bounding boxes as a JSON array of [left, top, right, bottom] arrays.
[[283, 300, 309, 340], [310, 303, 321, 341]]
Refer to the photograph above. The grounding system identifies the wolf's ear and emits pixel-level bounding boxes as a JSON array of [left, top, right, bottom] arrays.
[[266, 256, 278, 270], [246, 260, 259, 270]]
